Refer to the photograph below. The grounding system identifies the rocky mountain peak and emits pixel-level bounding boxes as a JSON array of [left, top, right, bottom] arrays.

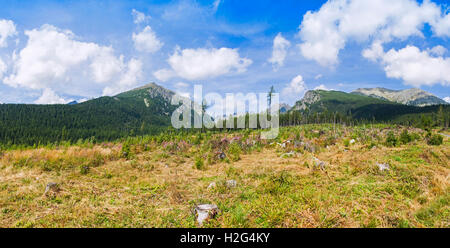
[[352, 87, 447, 106]]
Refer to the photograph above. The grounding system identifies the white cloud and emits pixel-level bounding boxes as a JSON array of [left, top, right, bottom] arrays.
[[363, 44, 450, 87], [432, 12, 450, 37], [268, 33, 291, 70], [133, 26, 163, 53], [427, 45, 447, 56], [4, 25, 143, 97], [298, 0, 448, 66], [154, 47, 252, 81], [34, 88, 72, 104], [314, 74, 323, 80], [362, 41, 385, 62], [0, 58, 6, 80], [282, 75, 307, 102], [0, 19, 17, 47], [173, 81, 190, 98], [102, 58, 143, 95], [444, 97, 450, 103], [132, 9, 150, 24], [154, 68, 176, 82], [314, 84, 331, 91]]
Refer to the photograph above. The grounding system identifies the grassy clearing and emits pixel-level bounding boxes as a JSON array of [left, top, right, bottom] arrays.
[[0, 125, 448, 228]]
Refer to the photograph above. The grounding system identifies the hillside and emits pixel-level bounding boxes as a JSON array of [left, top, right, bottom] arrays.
[[292, 90, 394, 113], [352, 88, 447, 107], [0, 83, 178, 145], [290, 90, 450, 122]]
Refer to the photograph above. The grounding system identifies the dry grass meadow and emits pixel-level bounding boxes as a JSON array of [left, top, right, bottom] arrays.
[[0, 124, 448, 228]]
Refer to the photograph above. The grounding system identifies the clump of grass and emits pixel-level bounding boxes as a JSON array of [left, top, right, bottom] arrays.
[[264, 171, 293, 194]]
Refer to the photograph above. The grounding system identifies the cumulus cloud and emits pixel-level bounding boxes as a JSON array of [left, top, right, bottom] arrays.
[[154, 47, 252, 81], [444, 97, 450, 103], [132, 9, 150, 24], [432, 12, 450, 37], [281, 75, 307, 102], [0, 19, 17, 47], [298, 0, 449, 66], [133, 26, 163, 53], [34, 88, 72, 104], [363, 43, 450, 87], [268, 33, 291, 70], [102, 58, 143, 95], [4, 25, 143, 97]]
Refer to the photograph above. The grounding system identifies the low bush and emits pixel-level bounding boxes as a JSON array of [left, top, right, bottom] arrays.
[[385, 131, 398, 147], [427, 134, 443, 146]]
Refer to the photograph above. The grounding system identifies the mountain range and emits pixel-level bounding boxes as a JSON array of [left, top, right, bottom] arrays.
[[0, 83, 448, 145], [290, 88, 448, 122], [352, 87, 447, 106]]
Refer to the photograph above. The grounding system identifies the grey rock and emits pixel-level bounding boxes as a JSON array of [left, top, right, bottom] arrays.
[[226, 180, 237, 188], [313, 157, 326, 170], [195, 204, 219, 226], [377, 163, 390, 171], [44, 182, 59, 195], [217, 152, 226, 160]]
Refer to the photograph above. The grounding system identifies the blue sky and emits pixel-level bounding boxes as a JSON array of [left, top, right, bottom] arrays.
[[0, 0, 449, 104]]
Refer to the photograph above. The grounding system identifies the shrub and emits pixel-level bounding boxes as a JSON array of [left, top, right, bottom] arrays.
[[343, 139, 350, 147], [385, 131, 398, 147], [194, 156, 205, 170], [121, 143, 132, 159], [399, 130, 411, 144], [79, 165, 90, 175], [427, 134, 443, 146], [410, 132, 421, 142], [228, 143, 242, 162]]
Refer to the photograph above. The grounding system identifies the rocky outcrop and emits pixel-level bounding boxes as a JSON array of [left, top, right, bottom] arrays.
[[292, 90, 321, 111]]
